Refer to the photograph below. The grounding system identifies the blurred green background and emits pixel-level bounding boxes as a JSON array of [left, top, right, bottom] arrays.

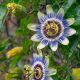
[[0, 0, 80, 80]]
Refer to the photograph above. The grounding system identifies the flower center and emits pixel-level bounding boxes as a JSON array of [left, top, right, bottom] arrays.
[[33, 64, 43, 80], [43, 21, 62, 39]]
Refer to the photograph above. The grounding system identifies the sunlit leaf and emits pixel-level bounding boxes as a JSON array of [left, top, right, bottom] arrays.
[[72, 68, 80, 80], [6, 47, 23, 58]]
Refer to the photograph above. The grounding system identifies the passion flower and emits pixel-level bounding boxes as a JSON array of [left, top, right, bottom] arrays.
[[27, 5, 76, 51], [24, 53, 57, 80]]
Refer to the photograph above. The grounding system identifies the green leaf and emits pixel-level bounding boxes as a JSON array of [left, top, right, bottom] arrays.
[[9, 55, 21, 68], [22, 39, 32, 55], [13, 0, 20, 3], [0, 6, 6, 30], [64, 0, 76, 14], [0, 6, 6, 20], [0, 39, 9, 51], [65, 75, 71, 80], [0, 56, 7, 63], [0, 20, 2, 29]]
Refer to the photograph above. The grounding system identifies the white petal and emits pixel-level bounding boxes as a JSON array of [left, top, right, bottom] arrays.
[[67, 18, 75, 26], [45, 56, 49, 67], [59, 37, 69, 45], [48, 68, 57, 76], [31, 34, 40, 42], [37, 40, 48, 49], [37, 11, 45, 20], [27, 23, 38, 31], [57, 8, 64, 17], [47, 77, 53, 80], [33, 53, 43, 60], [37, 48, 43, 57], [65, 28, 76, 36], [33, 53, 39, 58], [46, 5, 54, 14], [50, 41, 58, 51]]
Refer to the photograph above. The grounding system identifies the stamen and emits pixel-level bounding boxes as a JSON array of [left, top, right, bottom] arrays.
[[43, 21, 62, 39], [33, 64, 43, 80]]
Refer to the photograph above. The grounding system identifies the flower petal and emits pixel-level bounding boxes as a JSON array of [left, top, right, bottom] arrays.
[[37, 11, 45, 20], [48, 68, 57, 76], [33, 53, 39, 58], [64, 28, 76, 36], [47, 77, 53, 80], [56, 13, 63, 20], [50, 41, 58, 51], [27, 23, 38, 31], [37, 48, 43, 57], [31, 34, 40, 42], [57, 8, 64, 17], [59, 36, 69, 45], [67, 18, 75, 26], [44, 56, 49, 68], [46, 5, 54, 14], [37, 39, 49, 49], [47, 13, 55, 19], [39, 16, 46, 24], [62, 20, 68, 28]]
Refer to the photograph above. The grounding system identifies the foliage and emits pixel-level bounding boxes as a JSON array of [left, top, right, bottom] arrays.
[[0, 0, 80, 80]]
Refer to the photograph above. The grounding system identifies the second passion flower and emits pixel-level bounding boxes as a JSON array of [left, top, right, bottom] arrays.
[[24, 53, 57, 80], [27, 5, 76, 51]]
